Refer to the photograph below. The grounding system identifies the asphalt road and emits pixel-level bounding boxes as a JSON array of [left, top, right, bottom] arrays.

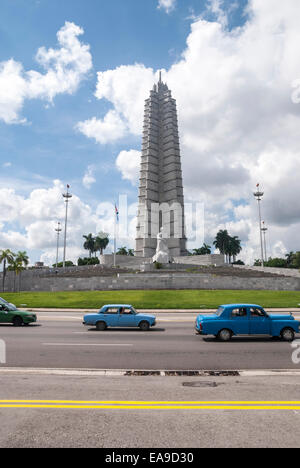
[[1, 311, 300, 370], [1, 372, 300, 448]]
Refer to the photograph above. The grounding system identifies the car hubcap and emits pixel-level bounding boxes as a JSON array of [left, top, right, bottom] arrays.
[[284, 330, 293, 341], [221, 330, 230, 341]]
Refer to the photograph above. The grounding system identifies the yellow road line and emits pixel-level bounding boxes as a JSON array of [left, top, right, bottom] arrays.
[[0, 404, 300, 410], [0, 400, 300, 405]]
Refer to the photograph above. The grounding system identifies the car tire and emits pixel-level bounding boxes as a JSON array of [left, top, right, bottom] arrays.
[[281, 328, 295, 342], [217, 329, 232, 342], [96, 321, 107, 331], [139, 321, 150, 331], [13, 316, 23, 327]]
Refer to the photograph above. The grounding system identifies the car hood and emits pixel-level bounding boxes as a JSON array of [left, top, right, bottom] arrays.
[[136, 313, 156, 320], [268, 314, 295, 321]]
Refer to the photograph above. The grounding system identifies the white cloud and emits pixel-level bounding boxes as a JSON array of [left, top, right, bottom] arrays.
[[76, 110, 127, 144], [77, 0, 300, 262], [0, 22, 92, 124], [0, 180, 138, 265], [116, 150, 141, 185], [82, 165, 96, 189], [157, 0, 176, 14]]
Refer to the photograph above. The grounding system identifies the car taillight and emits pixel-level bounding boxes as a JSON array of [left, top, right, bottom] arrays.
[[199, 322, 203, 331]]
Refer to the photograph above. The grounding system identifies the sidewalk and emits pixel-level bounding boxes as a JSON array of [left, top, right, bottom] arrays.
[[20, 307, 300, 313]]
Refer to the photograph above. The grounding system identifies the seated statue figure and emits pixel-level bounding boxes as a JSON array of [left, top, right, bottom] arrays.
[[152, 228, 172, 264]]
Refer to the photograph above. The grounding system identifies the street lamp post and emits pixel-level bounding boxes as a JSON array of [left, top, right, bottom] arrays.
[[261, 221, 268, 263], [62, 185, 72, 268], [55, 222, 62, 268], [253, 183, 265, 268]]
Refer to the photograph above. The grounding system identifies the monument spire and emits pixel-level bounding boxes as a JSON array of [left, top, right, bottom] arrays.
[[135, 75, 187, 258]]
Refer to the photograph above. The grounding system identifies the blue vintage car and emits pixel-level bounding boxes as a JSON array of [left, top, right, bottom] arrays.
[[195, 304, 300, 341], [83, 304, 156, 331]]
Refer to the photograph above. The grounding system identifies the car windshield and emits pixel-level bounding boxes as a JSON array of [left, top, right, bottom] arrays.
[[0, 298, 17, 310], [216, 307, 225, 316]]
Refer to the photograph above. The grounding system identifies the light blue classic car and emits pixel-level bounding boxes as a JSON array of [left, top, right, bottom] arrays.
[[83, 304, 156, 331], [195, 304, 300, 342]]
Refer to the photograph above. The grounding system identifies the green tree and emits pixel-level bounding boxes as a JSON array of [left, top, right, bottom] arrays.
[[15, 251, 29, 292], [291, 252, 300, 269], [192, 244, 212, 255], [213, 230, 231, 262], [0, 249, 15, 292], [226, 236, 242, 263], [117, 247, 128, 256], [83, 234, 96, 258], [94, 232, 110, 256], [285, 251, 295, 267], [8, 258, 24, 292]]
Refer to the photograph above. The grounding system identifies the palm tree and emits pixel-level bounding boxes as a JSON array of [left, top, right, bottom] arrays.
[[83, 234, 95, 258], [0, 249, 15, 292], [94, 232, 109, 256], [285, 251, 295, 267], [213, 230, 231, 262], [15, 251, 29, 291], [226, 236, 242, 263], [8, 259, 24, 293], [117, 247, 128, 256], [193, 244, 212, 255]]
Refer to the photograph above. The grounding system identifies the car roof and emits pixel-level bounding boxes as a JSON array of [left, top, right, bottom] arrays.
[[101, 304, 133, 308], [221, 304, 263, 308]]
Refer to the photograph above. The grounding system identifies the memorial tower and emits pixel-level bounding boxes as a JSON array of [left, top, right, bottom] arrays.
[[135, 73, 187, 258]]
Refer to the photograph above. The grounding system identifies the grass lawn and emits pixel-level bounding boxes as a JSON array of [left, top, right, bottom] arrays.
[[1, 290, 300, 309]]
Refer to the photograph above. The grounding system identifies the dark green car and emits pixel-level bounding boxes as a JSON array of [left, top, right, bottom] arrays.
[[0, 303, 37, 327]]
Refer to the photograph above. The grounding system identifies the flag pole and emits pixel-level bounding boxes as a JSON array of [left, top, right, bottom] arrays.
[[114, 211, 116, 268]]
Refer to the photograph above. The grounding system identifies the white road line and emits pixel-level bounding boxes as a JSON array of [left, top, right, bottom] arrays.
[[42, 343, 133, 347]]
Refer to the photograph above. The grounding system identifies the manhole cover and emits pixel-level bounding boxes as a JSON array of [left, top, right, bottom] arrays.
[[182, 381, 218, 388]]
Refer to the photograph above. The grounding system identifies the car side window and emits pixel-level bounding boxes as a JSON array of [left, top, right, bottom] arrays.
[[120, 308, 133, 315], [105, 308, 119, 315], [231, 308, 247, 318], [250, 308, 265, 318]]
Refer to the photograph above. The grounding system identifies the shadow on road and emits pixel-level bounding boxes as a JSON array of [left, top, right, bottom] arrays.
[[86, 327, 166, 333], [202, 336, 290, 343]]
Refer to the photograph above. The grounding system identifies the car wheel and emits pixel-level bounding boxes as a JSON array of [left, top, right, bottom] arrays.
[[13, 316, 23, 327], [217, 329, 232, 342], [139, 321, 150, 331], [281, 328, 295, 342], [96, 321, 107, 331]]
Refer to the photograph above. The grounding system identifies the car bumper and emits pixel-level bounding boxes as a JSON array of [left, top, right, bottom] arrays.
[[195, 325, 206, 335], [24, 316, 37, 324]]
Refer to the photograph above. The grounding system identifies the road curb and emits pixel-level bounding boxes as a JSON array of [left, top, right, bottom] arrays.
[[0, 368, 300, 377]]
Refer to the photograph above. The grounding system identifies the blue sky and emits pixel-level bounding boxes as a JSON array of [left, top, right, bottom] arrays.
[[0, 0, 299, 265], [0, 0, 248, 205]]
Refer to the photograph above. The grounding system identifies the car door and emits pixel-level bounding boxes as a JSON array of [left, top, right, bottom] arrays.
[[102, 307, 119, 327], [118, 307, 136, 327], [230, 307, 250, 335], [0, 305, 11, 324], [249, 307, 271, 335]]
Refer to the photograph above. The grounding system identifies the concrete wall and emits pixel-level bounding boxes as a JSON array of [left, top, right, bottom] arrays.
[[233, 265, 300, 278], [174, 254, 225, 267], [100, 255, 146, 269], [100, 254, 225, 268], [1, 271, 299, 292]]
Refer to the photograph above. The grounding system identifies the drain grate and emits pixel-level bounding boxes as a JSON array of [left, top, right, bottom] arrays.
[[182, 381, 219, 388], [124, 370, 239, 377]]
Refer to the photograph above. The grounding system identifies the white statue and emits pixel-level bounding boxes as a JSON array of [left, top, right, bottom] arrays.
[[153, 228, 172, 264]]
